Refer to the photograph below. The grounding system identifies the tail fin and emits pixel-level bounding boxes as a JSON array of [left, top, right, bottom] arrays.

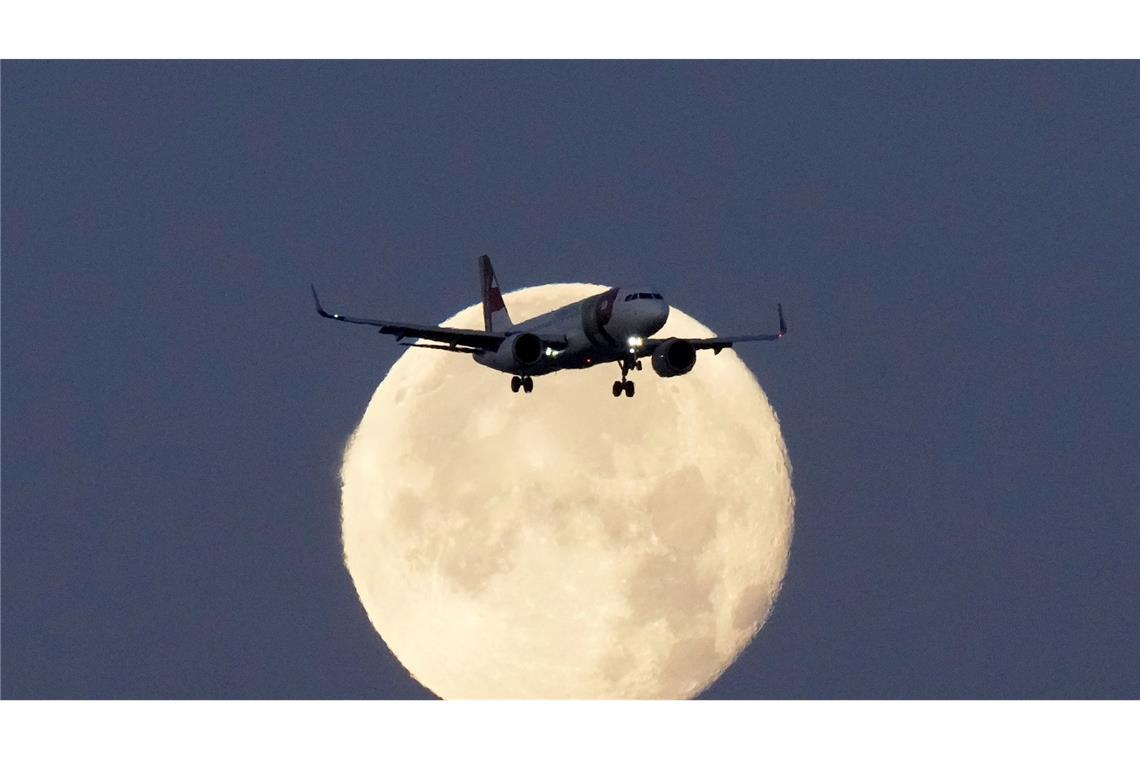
[[479, 255, 514, 332]]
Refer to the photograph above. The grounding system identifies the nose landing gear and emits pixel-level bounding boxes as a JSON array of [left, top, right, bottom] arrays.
[[611, 357, 639, 398], [612, 380, 634, 398], [510, 376, 534, 393]]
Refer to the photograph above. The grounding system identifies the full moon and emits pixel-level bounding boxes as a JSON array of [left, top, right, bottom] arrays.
[[340, 284, 794, 698]]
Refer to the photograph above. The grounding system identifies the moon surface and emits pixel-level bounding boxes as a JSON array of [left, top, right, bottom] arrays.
[[340, 284, 794, 699]]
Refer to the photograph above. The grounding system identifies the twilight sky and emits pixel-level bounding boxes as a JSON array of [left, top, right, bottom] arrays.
[[2, 60, 1136, 698]]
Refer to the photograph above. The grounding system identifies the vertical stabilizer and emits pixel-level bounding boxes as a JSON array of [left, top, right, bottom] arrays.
[[479, 255, 514, 332]]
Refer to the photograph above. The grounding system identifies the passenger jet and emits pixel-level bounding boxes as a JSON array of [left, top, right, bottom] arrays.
[[311, 256, 785, 397]]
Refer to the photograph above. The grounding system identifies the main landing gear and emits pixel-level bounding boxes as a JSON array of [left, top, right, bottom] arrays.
[[510, 376, 534, 394], [611, 358, 642, 398]]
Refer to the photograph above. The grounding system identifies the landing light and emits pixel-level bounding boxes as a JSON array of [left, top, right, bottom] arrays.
[[627, 336, 644, 348]]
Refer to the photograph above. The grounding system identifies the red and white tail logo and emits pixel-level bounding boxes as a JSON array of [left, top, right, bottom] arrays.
[[479, 255, 514, 332]]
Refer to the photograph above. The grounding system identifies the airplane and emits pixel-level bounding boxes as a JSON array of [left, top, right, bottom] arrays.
[[311, 255, 785, 398]]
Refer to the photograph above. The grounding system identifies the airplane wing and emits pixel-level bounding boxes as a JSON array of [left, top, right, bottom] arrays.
[[311, 285, 506, 351], [311, 286, 568, 352], [642, 304, 786, 355]]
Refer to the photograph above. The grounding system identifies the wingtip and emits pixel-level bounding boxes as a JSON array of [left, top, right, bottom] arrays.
[[311, 284, 331, 318]]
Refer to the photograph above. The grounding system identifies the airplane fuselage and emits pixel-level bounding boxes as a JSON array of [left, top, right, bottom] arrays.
[[474, 286, 669, 376]]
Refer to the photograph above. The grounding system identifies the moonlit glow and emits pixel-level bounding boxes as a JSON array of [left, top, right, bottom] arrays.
[[340, 284, 794, 699]]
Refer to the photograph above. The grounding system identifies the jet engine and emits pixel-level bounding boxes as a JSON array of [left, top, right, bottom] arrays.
[[490, 332, 544, 371], [651, 338, 697, 378]]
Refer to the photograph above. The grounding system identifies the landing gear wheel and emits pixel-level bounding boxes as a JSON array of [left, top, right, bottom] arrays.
[[614, 358, 638, 397], [522, 377, 534, 393], [635, 361, 643, 371], [510, 376, 522, 393]]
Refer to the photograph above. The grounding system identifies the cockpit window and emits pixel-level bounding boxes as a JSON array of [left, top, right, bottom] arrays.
[[624, 292, 664, 301]]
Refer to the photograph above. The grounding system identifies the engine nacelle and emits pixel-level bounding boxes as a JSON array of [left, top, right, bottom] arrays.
[[651, 338, 697, 378], [489, 332, 545, 372]]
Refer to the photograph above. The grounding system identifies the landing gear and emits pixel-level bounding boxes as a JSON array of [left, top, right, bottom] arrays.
[[612, 379, 635, 397], [511, 376, 534, 393], [611, 358, 637, 398]]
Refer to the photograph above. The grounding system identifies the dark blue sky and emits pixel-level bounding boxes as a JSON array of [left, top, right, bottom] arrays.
[[2, 61, 1136, 699]]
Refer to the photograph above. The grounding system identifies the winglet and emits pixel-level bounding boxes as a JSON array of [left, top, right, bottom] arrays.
[[777, 303, 787, 337], [311, 285, 337, 320]]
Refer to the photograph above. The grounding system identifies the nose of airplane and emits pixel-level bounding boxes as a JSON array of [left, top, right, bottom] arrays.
[[648, 297, 669, 334]]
